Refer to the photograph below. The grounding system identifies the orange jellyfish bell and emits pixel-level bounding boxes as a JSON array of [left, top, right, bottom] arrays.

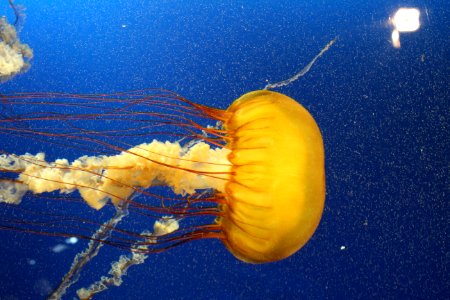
[[219, 90, 325, 263]]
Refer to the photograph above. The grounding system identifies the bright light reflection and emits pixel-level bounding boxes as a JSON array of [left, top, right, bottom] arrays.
[[392, 8, 421, 32], [390, 8, 421, 48]]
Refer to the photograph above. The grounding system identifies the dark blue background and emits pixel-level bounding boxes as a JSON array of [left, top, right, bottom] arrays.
[[0, 1, 448, 299]]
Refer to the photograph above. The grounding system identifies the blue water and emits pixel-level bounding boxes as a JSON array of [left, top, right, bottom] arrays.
[[0, 1, 448, 299]]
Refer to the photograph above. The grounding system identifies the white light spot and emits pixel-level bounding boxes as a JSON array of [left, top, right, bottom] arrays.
[[65, 237, 78, 244], [340, 245, 346, 250], [52, 244, 68, 253], [392, 8, 421, 32], [121, 24, 127, 28], [391, 30, 400, 48], [389, 8, 421, 48], [27, 258, 36, 265]]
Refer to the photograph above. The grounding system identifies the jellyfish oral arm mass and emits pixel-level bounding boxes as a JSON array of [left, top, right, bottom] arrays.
[[0, 140, 231, 209]]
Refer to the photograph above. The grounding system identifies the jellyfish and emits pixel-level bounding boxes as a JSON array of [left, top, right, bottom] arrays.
[[0, 1, 33, 83], [0, 89, 325, 262], [0, 90, 324, 298], [0, 39, 333, 299]]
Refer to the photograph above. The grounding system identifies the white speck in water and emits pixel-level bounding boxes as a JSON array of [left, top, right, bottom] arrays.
[[52, 244, 68, 253], [65, 237, 78, 244]]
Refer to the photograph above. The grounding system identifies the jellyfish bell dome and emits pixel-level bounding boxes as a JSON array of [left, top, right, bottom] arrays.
[[219, 90, 326, 263]]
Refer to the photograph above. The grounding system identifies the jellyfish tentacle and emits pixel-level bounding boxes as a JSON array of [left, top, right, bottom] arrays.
[[47, 197, 132, 300], [264, 37, 337, 90]]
